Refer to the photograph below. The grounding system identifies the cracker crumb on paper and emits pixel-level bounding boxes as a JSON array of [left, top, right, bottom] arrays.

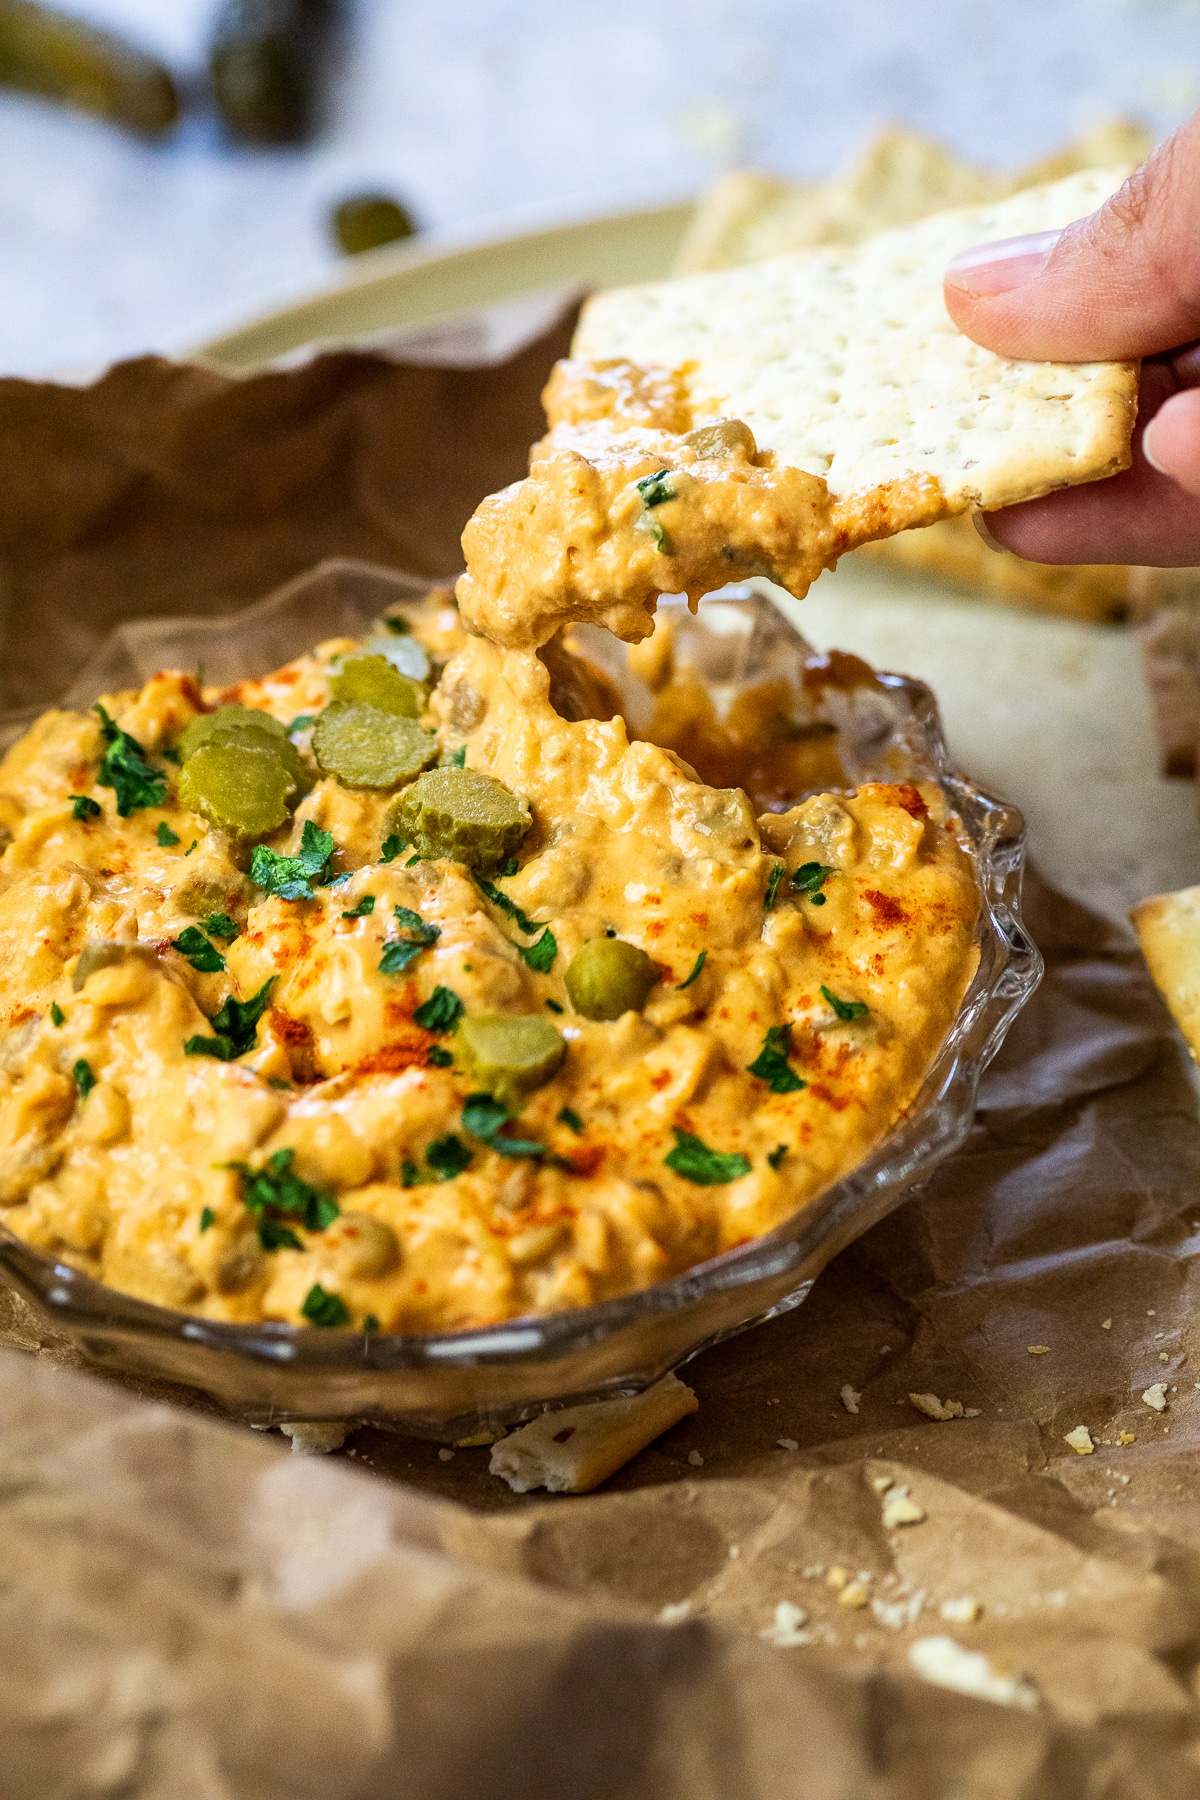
[[909, 1392, 964, 1421], [1118, 1430, 1136, 1445], [776, 1437, 799, 1451], [488, 1373, 699, 1494], [1027, 1345, 1051, 1356], [658, 1601, 692, 1625], [840, 1384, 861, 1415], [940, 1596, 982, 1624], [688, 1450, 705, 1467], [870, 1473, 894, 1493], [1142, 1382, 1169, 1411], [1064, 1425, 1095, 1454], [882, 1485, 927, 1528], [278, 1422, 349, 1456], [872, 1589, 926, 1630], [838, 1581, 870, 1609], [759, 1602, 811, 1647], [908, 1637, 1039, 1710], [1102, 1318, 1113, 1330]]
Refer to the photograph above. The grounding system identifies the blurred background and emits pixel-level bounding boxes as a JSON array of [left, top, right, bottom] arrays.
[[3, 0, 1200, 376]]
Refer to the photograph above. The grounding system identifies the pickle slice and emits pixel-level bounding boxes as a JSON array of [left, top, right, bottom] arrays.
[[393, 766, 531, 874], [177, 741, 296, 839], [565, 938, 658, 1021], [457, 1014, 565, 1110], [179, 703, 311, 800], [312, 701, 438, 790], [330, 654, 422, 719]]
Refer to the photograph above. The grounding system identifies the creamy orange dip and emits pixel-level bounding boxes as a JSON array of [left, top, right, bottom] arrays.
[[0, 578, 979, 1332]]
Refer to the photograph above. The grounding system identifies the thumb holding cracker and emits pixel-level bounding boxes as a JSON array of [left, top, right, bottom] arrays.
[[944, 112, 1200, 564]]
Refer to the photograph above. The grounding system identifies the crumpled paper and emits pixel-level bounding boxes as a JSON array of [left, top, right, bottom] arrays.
[[4, 320, 1200, 1798]]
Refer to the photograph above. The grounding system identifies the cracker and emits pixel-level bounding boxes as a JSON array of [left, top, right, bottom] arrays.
[[1131, 885, 1200, 1059], [576, 171, 1138, 521], [488, 1373, 699, 1494]]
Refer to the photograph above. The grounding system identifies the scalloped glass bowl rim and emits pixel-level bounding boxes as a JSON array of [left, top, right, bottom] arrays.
[[0, 668, 1042, 1427]]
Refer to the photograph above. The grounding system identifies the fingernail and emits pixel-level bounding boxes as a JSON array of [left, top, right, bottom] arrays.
[[972, 510, 1004, 554], [1142, 412, 1170, 475], [945, 228, 1062, 297]]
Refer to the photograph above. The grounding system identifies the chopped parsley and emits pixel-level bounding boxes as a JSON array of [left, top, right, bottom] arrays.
[[519, 927, 557, 973], [161, 746, 182, 765], [73, 1058, 96, 1099], [94, 705, 168, 817], [639, 513, 670, 554], [462, 1092, 545, 1159], [249, 820, 336, 901], [302, 1283, 351, 1328], [383, 614, 410, 635], [499, 859, 519, 877], [636, 469, 674, 507], [473, 873, 539, 935], [342, 894, 375, 920], [199, 1206, 215, 1233], [767, 1144, 788, 1171], [202, 913, 241, 941], [678, 950, 707, 990], [821, 985, 869, 1022], [363, 1314, 380, 1333], [185, 840, 197, 855], [225, 1146, 339, 1249], [156, 821, 181, 847], [426, 1134, 472, 1180], [664, 1128, 751, 1186], [172, 926, 226, 974], [287, 714, 315, 734], [379, 905, 440, 975], [414, 985, 463, 1035], [184, 977, 275, 1061], [747, 1023, 806, 1094], [400, 1158, 420, 1187], [448, 745, 467, 767], [764, 864, 786, 911], [380, 832, 406, 863], [71, 794, 101, 821], [427, 1045, 453, 1068], [792, 862, 837, 906], [545, 997, 564, 1014], [557, 1106, 584, 1135], [49, 1002, 65, 1027]]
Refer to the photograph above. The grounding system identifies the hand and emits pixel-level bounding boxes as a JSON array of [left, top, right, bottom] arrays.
[[943, 113, 1200, 567]]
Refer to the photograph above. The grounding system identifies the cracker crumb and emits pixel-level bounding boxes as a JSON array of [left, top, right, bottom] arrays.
[[688, 1449, 704, 1467], [838, 1581, 870, 1609], [776, 1437, 799, 1451], [940, 1596, 982, 1624], [729, 1544, 741, 1559], [882, 1485, 926, 1528], [455, 1428, 507, 1446], [1118, 1430, 1136, 1445], [872, 1589, 925, 1630], [1101, 1319, 1112, 1330], [908, 1636, 1039, 1710], [658, 1601, 692, 1625], [909, 1392, 964, 1421], [870, 1474, 894, 1493], [759, 1601, 810, 1648], [438, 1448, 455, 1462], [963, 1407, 981, 1418], [1160, 1352, 1170, 1363], [1027, 1346, 1050, 1356], [279, 1421, 349, 1456], [826, 1565, 851, 1589], [1064, 1425, 1094, 1454], [802, 1564, 825, 1579], [1142, 1382, 1168, 1412], [840, 1384, 861, 1415]]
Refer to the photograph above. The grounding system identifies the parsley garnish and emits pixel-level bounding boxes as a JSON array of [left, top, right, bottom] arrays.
[[156, 821, 180, 847], [287, 714, 315, 734], [202, 913, 241, 941], [636, 469, 674, 507], [821, 985, 869, 1022], [380, 833, 406, 863], [302, 1283, 350, 1328], [473, 874, 539, 935], [767, 1144, 788, 1171], [379, 905, 440, 975], [73, 1058, 96, 1099], [199, 1206, 215, 1233], [363, 1314, 380, 1332], [462, 1093, 545, 1159], [545, 997, 564, 1014], [161, 746, 182, 765], [448, 745, 467, 767], [225, 1146, 339, 1249], [558, 1106, 584, 1134], [519, 927, 557, 973], [383, 614, 410, 635], [664, 1128, 751, 1186], [249, 820, 336, 901], [400, 1158, 420, 1187], [499, 859, 519, 877], [71, 794, 101, 821], [341, 894, 375, 919], [49, 1002, 65, 1027], [747, 1024, 806, 1094], [414, 985, 463, 1034], [185, 840, 197, 855], [184, 977, 275, 1061], [427, 1045, 453, 1068], [792, 862, 837, 904], [678, 950, 707, 990], [427, 1134, 472, 1180], [94, 705, 168, 817], [172, 926, 225, 973], [764, 864, 785, 910]]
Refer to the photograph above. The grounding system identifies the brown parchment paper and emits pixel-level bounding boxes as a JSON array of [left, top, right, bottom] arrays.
[[5, 321, 1200, 1798]]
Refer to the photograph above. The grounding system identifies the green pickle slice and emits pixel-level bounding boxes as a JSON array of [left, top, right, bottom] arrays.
[[330, 655, 423, 718], [178, 703, 290, 760], [457, 1014, 565, 1110], [566, 938, 658, 1021], [177, 741, 296, 839], [394, 767, 530, 874], [312, 701, 438, 789]]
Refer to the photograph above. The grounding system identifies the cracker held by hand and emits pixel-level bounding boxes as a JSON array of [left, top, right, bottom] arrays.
[[457, 171, 1137, 649]]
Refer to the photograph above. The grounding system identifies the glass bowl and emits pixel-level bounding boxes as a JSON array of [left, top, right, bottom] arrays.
[[0, 563, 1041, 1438]]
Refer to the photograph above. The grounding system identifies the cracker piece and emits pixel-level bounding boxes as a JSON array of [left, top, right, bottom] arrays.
[[488, 1373, 699, 1494], [578, 171, 1137, 524], [857, 514, 1132, 624], [1131, 884, 1200, 1059]]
